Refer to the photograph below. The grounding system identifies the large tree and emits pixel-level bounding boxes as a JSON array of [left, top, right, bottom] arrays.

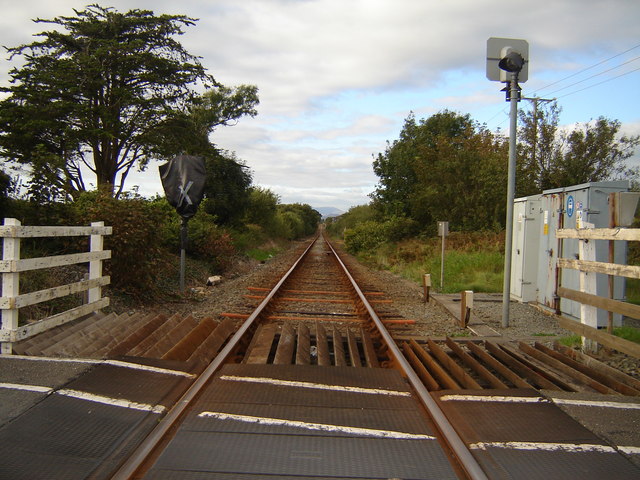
[[372, 110, 508, 231], [0, 4, 256, 200], [147, 85, 259, 159], [517, 100, 639, 194]]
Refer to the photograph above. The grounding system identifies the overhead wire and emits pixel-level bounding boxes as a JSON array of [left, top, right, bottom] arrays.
[[531, 42, 640, 96], [543, 55, 640, 97], [555, 65, 640, 100]]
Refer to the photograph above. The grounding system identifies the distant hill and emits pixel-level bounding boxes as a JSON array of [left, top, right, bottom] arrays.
[[315, 206, 344, 218]]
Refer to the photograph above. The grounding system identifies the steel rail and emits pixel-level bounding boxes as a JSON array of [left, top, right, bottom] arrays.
[[324, 234, 489, 480], [111, 236, 320, 480]]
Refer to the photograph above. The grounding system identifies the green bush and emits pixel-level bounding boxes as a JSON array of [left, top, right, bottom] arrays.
[[343, 216, 418, 254], [232, 224, 268, 251], [73, 191, 165, 293], [383, 215, 420, 242], [344, 221, 387, 253], [279, 210, 304, 239], [187, 211, 237, 272]]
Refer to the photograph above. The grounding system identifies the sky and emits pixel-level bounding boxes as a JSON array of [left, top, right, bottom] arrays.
[[1, 0, 639, 212]]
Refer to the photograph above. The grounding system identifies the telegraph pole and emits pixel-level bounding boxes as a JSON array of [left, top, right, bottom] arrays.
[[522, 96, 554, 174]]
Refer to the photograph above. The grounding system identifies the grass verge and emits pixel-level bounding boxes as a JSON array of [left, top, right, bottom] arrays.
[[357, 233, 505, 293]]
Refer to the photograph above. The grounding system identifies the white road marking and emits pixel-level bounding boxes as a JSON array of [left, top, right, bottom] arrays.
[[1, 355, 97, 364], [104, 360, 195, 378], [439, 394, 547, 403], [1, 355, 195, 378], [57, 389, 166, 413], [439, 394, 640, 411], [219, 375, 411, 396], [552, 398, 640, 410], [0, 382, 52, 393], [470, 441, 617, 453], [619, 445, 640, 455], [198, 411, 435, 440]]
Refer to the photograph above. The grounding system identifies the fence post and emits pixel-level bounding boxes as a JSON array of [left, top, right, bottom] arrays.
[[578, 222, 598, 353], [88, 221, 104, 304], [1, 218, 21, 354], [423, 274, 431, 303], [460, 290, 473, 328]]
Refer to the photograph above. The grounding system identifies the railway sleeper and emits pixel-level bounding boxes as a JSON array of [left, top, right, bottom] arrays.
[[242, 320, 385, 367], [396, 337, 640, 396]]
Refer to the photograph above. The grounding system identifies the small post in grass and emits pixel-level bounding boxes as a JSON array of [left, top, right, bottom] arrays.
[[438, 221, 448, 291]]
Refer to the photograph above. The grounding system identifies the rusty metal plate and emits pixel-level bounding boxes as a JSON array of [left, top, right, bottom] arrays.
[[183, 402, 436, 437], [197, 364, 416, 411], [220, 363, 411, 391], [197, 376, 416, 411], [146, 472, 358, 480]]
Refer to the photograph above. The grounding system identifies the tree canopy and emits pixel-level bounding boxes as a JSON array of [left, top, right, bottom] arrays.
[[372, 107, 639, 234], [372, 110, 508, 231], [517, 100, 639, 195], [201, 149, 253, 226], [0, 4, 258, 200]]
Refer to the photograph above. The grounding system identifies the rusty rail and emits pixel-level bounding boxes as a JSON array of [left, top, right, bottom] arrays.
[[324, 234, 488, 480]]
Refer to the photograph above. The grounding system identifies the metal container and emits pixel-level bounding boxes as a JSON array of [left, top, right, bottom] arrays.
[[511, 181, 630, 327], [510, 194, 542, 303]]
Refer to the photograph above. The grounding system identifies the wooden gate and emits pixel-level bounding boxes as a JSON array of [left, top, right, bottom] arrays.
[[1, 218, 111, 354]]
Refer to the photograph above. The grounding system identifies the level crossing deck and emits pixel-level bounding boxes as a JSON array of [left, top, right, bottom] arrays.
[[0, 355, 194, 480], [1, 354, 640, 479], [143, 363, 459, 479]]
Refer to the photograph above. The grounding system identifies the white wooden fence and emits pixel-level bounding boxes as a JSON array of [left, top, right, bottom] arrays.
[[556, 226, 640, 356], [1, 218, 111, 354]]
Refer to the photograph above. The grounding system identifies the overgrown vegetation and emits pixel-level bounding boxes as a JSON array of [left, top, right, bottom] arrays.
[[327, 210, 504, 293], [558, 335, 582, 348]]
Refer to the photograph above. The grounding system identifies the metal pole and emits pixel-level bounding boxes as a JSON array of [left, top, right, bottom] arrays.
[[502, 74, 519, 327], [180, 217, 188, 293]]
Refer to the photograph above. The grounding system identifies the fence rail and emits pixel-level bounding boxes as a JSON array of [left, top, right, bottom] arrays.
[[1, 218, 111, 354], [556, 226, 640, 355]]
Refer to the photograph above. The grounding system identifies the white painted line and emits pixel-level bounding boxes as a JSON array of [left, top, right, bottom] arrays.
[[0, 355, 97, 364], [619, 445, 640, 455], [470, 441, 617, 453], [198, 411, 435, 440], [552, 398, 640, 410], [104, 360, 195, 378], [0, 382, 53, 394], [439, 394, 547, 404], [219, 375, 411, 396], [440, 394, 640, 411], [57, 389, 166, 413]]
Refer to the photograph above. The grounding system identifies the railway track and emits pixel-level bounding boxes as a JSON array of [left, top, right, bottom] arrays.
[[2, 232, 639, 479], [112, 233, 486, 479]]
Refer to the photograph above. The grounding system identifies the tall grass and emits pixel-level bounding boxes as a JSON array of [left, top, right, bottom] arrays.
[[360, 232, 505, 293]]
